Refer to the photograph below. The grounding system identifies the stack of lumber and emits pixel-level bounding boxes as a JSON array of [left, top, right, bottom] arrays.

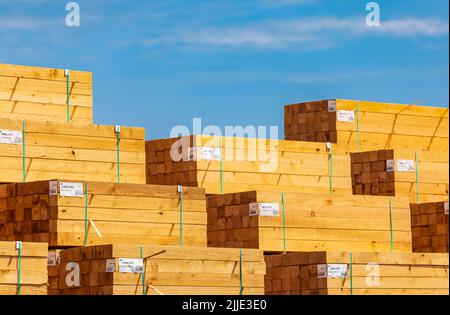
[[207, 191, 412, 252], [0, 180, 206, 247], [0, 117, 146, 183], [410, 202, 449, 253], [0, 241, 48, 295], [284, 99, 449, 152], [350, 150, 396, 196], [147, 135, 352, 195], [265, 251, 449, 295], [0, 63, 93, 123], [146, 135, 448, 202], [48, 244, 265, 295]]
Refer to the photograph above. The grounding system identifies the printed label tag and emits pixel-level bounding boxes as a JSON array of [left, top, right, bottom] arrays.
[[105, 259, 116, 272], [317, 264, 348, 278], [188, 147, 221, 161], [118, 258, 144, 273], [59, 182, 84, 197], [48, 252, 57, 266], [386, 160, 395, 172], [336, 110, 355, 122], [396, 160, 415, 172], [444, 202, 449, 215], [249, 203, 280, 217], [328, 100, 337, 112], [49, 181, 58, 196], [0, 129, 22, 145], [317, 264, 328, 278]]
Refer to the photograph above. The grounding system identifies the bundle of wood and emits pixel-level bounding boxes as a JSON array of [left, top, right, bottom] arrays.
[[147, 135, 352, 195], [0, 180, 206, 247], [48, 244, 265, 295], [207, 191, 412, 252], [285, 99, 449, 152], [0, 118, 146, 184], [0, 63, 93, 123], [265, 251, 449, 295], [350, 149, 448, 202], [410, 202, 449, 253], [0, 241, 47, 295]]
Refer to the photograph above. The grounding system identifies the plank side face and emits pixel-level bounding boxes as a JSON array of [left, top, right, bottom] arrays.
[[0, 241, 48, 295], [207, 191, 412, 253], [0, 63, 93, 123], [49, 245, 265, 295], [284, 99, 449, 152], [0, 117, 146, 184], [265, 252, 449, 295], [0, 180, 207, 247]]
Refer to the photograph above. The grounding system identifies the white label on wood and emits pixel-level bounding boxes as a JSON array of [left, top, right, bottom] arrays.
[[48, 252, 57, 266], [396, 160, 415, 172], [118, 258, 144, 273], [49, 181, 58, 196], [328, 100, 337, 112], [318, 264, 348, 278], [199, 147, 221, 161], [249, 203, 280, 217], [336, 110, 355, 122], [59, 182, 84, 197], [386, 160, 395, 172], [445, 202, 449, 215], [0, 129, 22, 145], [106, 259, 116, 272]]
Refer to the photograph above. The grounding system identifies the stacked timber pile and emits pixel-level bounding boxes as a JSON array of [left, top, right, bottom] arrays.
[[49, 244, 265, 295], [410, 202, 449, 253], [0, 63, 93, 123], [146, 135, 448, 202], [0, 118, 146, 184], [350, 150, 395, 196], [0, 180, 206, 247], [284, 99, 449, 152], [147, 135, 351, 195], [265, 251, 449, 295], [0, 241, 48, 295], [207, 191, 412, 252]]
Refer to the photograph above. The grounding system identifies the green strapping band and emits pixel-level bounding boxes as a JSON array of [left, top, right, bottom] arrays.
[[179, 186, 184, 247], [239, 249, 244, 295], [219, 137, 223, 194], [140, 246, 147, 295], [389, 196, 394, 253], [116, 128, 121, 184], [84, 182, 89, 246], [17, 244, 22, 295], [328, 144, 333, 194], [281, 192, 287, 254], [356, 101, 361, 151], [66, 70, 70, 123], [415, 152, 419, 203], [349, 251, 353, 296], [22, 120, 26, 182]]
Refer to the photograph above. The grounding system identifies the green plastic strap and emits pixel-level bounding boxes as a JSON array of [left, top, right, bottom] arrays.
[[179, 186, 183, 247], [219, 137, 223, 194], [415, 152, 419, 203], [239, 249, 244, 295], [22, 120, 26, 182], [140, 246, 147, 295], [116, 128, 121, 184], [84, 182, 89, 246], [356, 101, 361, 150], [281, 192, 287, 254], [349, 251, 353, 296], [66, 70, 70, 123], [328, 144, 333, 194], [389, 196, 394, 253], [17, 242, 22, 295]]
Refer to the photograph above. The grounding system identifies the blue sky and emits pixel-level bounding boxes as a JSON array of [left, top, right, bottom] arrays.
[[0, 0, 448, 139]]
